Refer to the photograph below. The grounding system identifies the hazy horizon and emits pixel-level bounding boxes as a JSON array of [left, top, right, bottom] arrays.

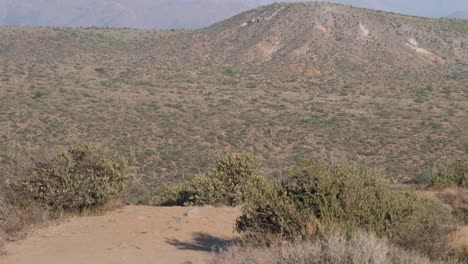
[[260, 0, 468, 18], [0, 0, 467, 29]]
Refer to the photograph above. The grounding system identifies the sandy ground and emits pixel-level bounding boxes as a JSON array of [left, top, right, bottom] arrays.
[[453, 226, 468, 248], [1, 206, 241, 264]]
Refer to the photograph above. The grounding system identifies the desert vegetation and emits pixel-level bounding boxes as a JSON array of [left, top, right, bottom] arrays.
[[1, 146, 468, 262], [417, 159, 468, 189], [210, 232, 434, 264], [147, 152, 468, 262], [0, 143, 134, 246], [1, 3, 467, 190], [0, 2, 467, 263], [151, 153, 268, 206]]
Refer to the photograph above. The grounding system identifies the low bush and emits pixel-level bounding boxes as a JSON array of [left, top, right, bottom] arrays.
[[236, 160, 455, 257], [153, 153, 270, 206], [210, 231, 433, 264], [453, 206, 468, 224], [389, 192, 454, 257], [417, 159, 468, 189], [9, 143, 134, 211], [280, 161, 394, 235], [236, 184, 318, 244]]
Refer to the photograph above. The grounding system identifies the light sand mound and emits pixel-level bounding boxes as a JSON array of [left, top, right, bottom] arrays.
[[1, 205, 241, 264]]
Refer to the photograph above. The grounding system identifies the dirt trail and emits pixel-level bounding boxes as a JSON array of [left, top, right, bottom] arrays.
[[1, 206, 241, 264]]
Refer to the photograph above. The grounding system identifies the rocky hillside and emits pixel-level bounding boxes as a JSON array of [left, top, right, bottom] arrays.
[[201, 2, 468, 77], [0, 3, 467, 186]]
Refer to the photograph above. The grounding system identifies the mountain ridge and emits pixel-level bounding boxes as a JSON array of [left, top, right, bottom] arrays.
[[199, 2, 468, 77], [449, 11, 468, 20], [0, 0, 250, 29], [0, 0, 467, 29]]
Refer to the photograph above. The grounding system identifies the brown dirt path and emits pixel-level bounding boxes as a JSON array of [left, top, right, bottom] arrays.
[[1, 206, 240, 264]]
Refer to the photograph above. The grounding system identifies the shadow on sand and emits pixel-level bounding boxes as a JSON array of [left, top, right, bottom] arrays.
[[166, 232, 236, 252]]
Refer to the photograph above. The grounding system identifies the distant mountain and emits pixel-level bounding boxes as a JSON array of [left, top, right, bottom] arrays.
[[0, 0, 250, 29], [449, 11, 468, 20], [256, 1, 468, 18], [0, 0, 467, 29]]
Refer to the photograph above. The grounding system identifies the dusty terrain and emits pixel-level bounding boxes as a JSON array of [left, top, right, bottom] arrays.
[[2, 204, 468, 264], [1, 206, 240, 264]]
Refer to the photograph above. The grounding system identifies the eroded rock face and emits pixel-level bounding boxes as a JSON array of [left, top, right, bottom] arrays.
[[408, 38, 419, 47], [290, 64, 322, 76], [405, 38, 445, 64], [206, 2, 467, 71], [314, 24, 329, 33], [239, 6, 285, 28], [247, 36, 283, 63], [291, 44, 311, 58], [359, 23, 369, 38]]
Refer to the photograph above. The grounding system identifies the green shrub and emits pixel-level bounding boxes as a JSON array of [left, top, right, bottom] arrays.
[[10, 143, 134, 211], [235, 160, 455, 257], [417, 159, 468, 188], [389, 192, 455, 257], [281, 161, 394, 235], [153, 153, 269, 206], [453, 206, 468, 224], [236, 183, 318, 244]]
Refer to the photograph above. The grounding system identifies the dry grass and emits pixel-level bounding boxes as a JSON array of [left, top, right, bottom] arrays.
[[210, 231, 433, 264], [1, 191, 52, 245]]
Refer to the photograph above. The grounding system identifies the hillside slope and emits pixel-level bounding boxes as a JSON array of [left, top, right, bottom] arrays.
[[203, 3, 468, 76], [0, 3, 467, 187]]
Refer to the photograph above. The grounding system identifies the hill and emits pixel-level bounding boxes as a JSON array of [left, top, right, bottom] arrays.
[[0, 2, 467, 189], [1, 0, 468, 29], [449, 11, 468, 20], [203, 3, 468, 75]]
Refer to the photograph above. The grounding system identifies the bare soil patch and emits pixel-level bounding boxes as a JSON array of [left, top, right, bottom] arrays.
[[1, 206, 240, 264]]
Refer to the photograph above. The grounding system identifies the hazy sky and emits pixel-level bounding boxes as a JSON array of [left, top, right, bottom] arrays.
[[252, 0, 468, 18]]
